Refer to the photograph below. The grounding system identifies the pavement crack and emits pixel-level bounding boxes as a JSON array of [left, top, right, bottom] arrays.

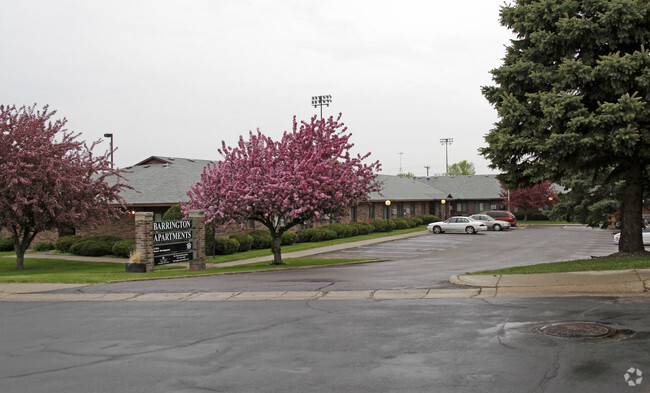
[[530, 343, 566, 393], [315, 282, 335, 292]]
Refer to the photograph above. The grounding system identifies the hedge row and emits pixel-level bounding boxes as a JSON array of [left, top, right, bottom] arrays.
[[209, 215, 440, 255], [28, 214, 441, 258], [54, 235, 135, 258]]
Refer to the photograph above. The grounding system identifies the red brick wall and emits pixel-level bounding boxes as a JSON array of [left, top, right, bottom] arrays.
[[77, 213, 136, 239]]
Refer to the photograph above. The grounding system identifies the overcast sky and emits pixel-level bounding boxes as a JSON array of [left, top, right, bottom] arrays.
[[2, 0, 514, 175]]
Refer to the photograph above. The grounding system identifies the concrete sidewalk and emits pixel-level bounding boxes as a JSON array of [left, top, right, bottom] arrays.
[[1, 269, 649, 301]]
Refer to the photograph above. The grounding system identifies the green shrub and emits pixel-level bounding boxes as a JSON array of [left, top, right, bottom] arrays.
[[33, 242, 54, 252], [515, 211, 549, 221], [322, 229, 338, 241], [281, 231, 298, 245], [214, 237, 240, 255], [406, 218, 419, 227], [55, 235, 82, 253], [112, 239, 135, 258], [296, 228, 314, 243], [370, 219, 391, 232], [70, 239, 113, 257], [390, 218, 410, 229], [296, 228, 337, 242], [324, 223, 357, 238], [0, 238, 14, 252], [418, 215, 440, 224], [229, 233, 253, 252], [410, 217, 424, 225], [249, 230, 273, 249], [68, 236, 122, 257], [162, 204, 185, 220], [350, 221, 374, 235]]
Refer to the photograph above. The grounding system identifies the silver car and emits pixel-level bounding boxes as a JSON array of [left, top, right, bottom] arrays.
[[469, 214, 511, 231], [427, 216, 488, 234]]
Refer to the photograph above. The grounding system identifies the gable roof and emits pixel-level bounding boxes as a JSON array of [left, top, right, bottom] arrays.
[[115, 157, 214, 206], [110, 156, 505, 207], [369, 175, 447, 201], [414, 175, 503, 200]]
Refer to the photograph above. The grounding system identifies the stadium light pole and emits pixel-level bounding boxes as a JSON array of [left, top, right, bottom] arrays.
[[311, 95, 332, 119], [440, 138, 453, 175]]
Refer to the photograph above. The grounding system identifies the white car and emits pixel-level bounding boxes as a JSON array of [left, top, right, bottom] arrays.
[[614, 229, 650, 245], [427, 216, 488, 234], [469, 214, 511, 231]]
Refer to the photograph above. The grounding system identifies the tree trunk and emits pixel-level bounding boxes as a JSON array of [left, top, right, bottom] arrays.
[[619, 164, 645, 254], [14, 239, 25, 270], [270, 233, 285, 265], [11, 227, 36, 270]]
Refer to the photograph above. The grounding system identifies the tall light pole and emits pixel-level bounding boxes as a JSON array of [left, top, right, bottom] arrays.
[[440, 138, 453, 175], [104, 133, 114, 168], [398, 152, 404, 175], [311, 95, 332, 119]]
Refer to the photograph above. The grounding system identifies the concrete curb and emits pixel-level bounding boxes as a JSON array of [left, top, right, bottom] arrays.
[[450, 269, 650, 297]]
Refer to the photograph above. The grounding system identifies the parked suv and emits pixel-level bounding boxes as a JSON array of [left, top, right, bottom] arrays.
[[483, 210, 517, 227]]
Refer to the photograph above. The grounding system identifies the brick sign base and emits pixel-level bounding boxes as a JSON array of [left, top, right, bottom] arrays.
[[132, 210, 206, 273]]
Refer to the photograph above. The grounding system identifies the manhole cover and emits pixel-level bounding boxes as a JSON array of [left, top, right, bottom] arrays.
[[537, 322, 617, 339]]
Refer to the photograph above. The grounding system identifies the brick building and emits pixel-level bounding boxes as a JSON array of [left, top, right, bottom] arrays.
[[3, 156, 507, 246]]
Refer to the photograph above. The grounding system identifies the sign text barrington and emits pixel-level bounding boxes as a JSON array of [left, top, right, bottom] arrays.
[[153, 220, 192, 232], [153, 230, 192, 243]]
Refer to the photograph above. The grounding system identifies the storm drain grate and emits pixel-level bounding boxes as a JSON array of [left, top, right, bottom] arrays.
[[537, 322, 617, 339]]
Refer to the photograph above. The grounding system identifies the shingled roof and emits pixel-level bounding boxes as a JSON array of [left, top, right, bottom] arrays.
[[111, 156, 505, 207], [414, 175, 503, 200], [369, 175, 447, 201], [116, 156, 214, 206]]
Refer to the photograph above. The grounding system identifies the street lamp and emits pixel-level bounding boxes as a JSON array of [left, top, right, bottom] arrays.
[[385, 200, 391, 231], [441, 199, 446, 220], [312, 95, 332, 120], [440, 138, 453, 175], [104, 133, 114, 168]]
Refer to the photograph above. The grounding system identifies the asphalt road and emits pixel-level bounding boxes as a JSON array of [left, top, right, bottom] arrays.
[[66, 225, 620, 294], [4, 225, 647, 393], [2, 297, 649, 393]]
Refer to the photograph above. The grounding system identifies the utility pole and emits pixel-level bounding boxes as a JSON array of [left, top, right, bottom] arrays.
[[424, 165, 431, 176], [398, 152, 404, 174], [440, 138, 453, 175]]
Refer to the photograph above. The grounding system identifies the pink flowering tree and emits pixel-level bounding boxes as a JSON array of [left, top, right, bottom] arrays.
[[0, 104, 130, 269], [500, 181, 558, 221], [185, 114, 381, 265]]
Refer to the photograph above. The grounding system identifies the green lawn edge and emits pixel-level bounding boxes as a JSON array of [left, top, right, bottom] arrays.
[[0, 257, 377, 284], [467, 256, 650, 275]]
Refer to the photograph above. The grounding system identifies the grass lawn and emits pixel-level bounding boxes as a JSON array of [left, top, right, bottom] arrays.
[[0, 257, 374, 284], [0, 226, 422, 283], [468, 256, 650, 275], [206, 226, 427, 263]]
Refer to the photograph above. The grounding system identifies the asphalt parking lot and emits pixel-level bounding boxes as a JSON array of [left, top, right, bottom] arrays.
[[63, 225, 620, 294]]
